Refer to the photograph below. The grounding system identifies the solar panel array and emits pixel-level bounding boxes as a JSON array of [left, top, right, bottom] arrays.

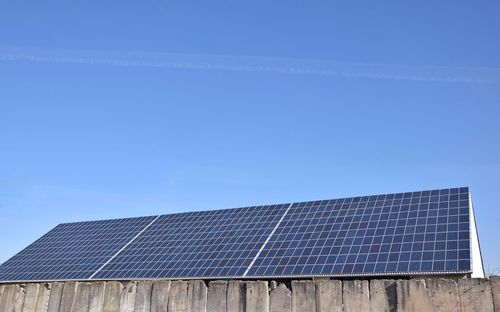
[[246, 187, 471, 277], [0, 187, 472, 282], [93, 204, 288, 279], [0, 216, 157, 281]]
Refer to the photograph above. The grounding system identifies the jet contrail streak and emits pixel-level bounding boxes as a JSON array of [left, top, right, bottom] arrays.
[[1, 45, 499, 84]]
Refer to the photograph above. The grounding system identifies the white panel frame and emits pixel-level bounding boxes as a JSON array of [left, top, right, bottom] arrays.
[[469, 192, 485, 278]]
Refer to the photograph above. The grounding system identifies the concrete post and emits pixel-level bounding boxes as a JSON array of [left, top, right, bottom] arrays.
[[270, 283, 291, 312], [103, 281, 123, 312], [134, 281, 152, 312], [21, 284, 40, 312], [13, 284, 26, 312], [72, 282, 92, 312], [0, 284, 18, 312], [396, 279, 433, 312], [168, 281, 188, 312], [246, 281, 269, 312], [291, 280, 315, 312], [343, 280, 369, 312], [34, 283, 51, 312], [151, 281, 171, 312], [207, 281, 227, 312], [426, 278, 459, 312], [227, 281, 245, 312], [119, 282, 137, 312], [315, 280, 341, 312], [369, 280, 396, 312], [46, 283, 63, 312], [490, 276, 500, 312], [58, 282, 77, 312], [88, 282, 105, 312], [458, 278, 494, 312], [187, 280, 207, 312]]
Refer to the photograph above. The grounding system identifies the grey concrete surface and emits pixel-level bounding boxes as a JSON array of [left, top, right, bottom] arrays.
[[270, 283, 291, 312], [246, 281, 268, 312], [207, 281, 227, 312], [2, 277, 500, 311], [343, 280, 369, 312], [291, 280, 315, 312]]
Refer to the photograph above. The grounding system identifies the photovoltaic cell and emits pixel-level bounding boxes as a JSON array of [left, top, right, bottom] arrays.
[[0, 216, 156, 281], [93, 204, 289, 279], [246, 187, 471, 277], [0, 187, 473, 282]]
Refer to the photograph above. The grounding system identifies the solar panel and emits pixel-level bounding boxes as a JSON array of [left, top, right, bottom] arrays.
[[92, 204, 289, 279], [0, 187, 478, 282], [0, 216, 157, 282], [245, 187, 471, 277]]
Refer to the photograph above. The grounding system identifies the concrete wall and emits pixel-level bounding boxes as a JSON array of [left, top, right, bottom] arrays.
[[0, 277, 499, 312]]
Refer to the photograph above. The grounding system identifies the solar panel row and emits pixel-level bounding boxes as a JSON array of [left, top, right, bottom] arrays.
[[0, 187, 472, 282], [246, 187, 471, 277], [0, 216, 157, 281], [93, 204, 289, 279]]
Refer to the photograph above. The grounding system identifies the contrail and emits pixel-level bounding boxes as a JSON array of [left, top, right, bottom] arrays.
[[1, 45, 499, 84]]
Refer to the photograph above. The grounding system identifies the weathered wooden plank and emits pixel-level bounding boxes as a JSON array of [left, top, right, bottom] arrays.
[[227, 281, 245, 312], [150, 281, 170, 312], [72, 282, 91, 312], [458, 278, 494, 312], [88, 282, 105, 312], [291, 280, 315, 312], [343, 280, 369, 312], [315, 280, 341, 312], [46, 283, 63, 312], [134, 282, 152, 312], [119, 282, 136, 312], [168, 281, 188, 312], [270, 283, 291, 312], [186, 281, 207, 312], [58, 282, 77, 312], [207, 281, 227, 312], [21, 284, 40, 312]]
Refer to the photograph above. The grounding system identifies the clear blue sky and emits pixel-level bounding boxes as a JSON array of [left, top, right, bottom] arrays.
[[1, 1, 499, 272]]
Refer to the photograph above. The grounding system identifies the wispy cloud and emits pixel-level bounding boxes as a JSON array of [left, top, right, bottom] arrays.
[[1, 45, 499, 84]]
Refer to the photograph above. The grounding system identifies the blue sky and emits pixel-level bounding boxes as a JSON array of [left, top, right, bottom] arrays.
[[0, 1, 499, 272]]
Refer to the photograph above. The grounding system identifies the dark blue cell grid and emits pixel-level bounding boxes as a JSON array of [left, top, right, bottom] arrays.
[[0, 216, 157, 281], [0, 187, 472, 282], [93, 204, 289, 279], [246, 187, 471, 277]]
